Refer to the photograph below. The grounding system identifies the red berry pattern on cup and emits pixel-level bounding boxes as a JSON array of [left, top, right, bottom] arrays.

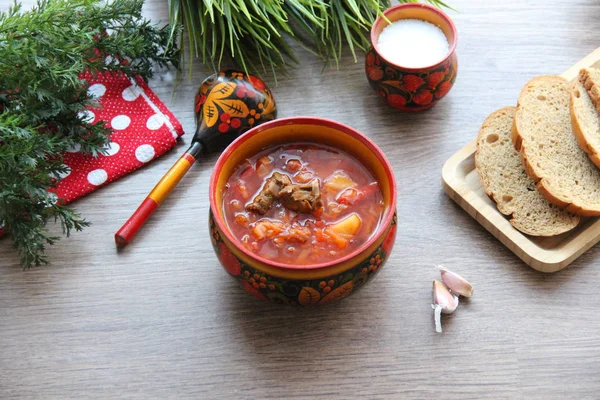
[[365, 48, 457, 111]]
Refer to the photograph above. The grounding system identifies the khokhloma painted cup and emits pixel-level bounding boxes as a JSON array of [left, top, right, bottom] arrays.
[[366, 3, 458, 112]]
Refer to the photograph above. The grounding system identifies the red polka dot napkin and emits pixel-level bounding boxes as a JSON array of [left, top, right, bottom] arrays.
[[0, 71, 184, 237]]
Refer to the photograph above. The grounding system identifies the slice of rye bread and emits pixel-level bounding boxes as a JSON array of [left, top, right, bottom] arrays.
[[580, 67, 600, 114], [512, 75, 600, 216], [476, 106, 579, 236], [571, 78, 600, 168]]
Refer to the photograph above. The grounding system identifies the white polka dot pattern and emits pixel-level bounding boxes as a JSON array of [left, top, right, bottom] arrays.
[[35, 71, 183, 213], [87, 169, 108, 186], [88, 83, 106, 98], [135, 144, 155, 163], [122, 85, 141, 101], [102, 142, 120, 156], [111, 115, 131, 130], [146, 114, 166, 130]]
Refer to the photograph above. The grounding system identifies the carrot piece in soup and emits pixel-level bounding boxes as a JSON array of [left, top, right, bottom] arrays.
[[324, 227, 348, 249], [285, 159, 302, 172], [314, 228, 329, 243], [235, 213, 249, 227], [251, 219, 284, 240]]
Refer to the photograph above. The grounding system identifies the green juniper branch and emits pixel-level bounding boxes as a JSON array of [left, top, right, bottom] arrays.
[[0, 0, 180, 267]]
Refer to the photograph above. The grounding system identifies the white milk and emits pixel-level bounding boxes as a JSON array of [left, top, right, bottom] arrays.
[[377, 19, 450, 68]]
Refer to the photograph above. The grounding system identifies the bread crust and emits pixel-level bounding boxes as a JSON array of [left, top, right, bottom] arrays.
[[581, 68, 600, 114], [513, 75, 600, 216], [570, 80, 600, 169], [476, 106, 579, 235]]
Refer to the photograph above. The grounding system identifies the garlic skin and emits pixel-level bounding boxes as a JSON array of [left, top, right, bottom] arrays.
[[438, 266, 474, 297], [432, 280, 459, 313]]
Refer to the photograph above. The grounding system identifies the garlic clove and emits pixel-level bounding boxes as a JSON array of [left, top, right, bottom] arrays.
[[432, 280, 459, 314], [439, 266, 474, 297], [432, 280, 459, 333]]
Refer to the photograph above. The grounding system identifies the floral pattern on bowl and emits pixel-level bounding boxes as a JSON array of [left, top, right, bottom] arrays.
[[210, 210, 397, 306]]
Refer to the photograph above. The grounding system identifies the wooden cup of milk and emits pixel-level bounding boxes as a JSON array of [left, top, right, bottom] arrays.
[[366, 4, 458, 112]]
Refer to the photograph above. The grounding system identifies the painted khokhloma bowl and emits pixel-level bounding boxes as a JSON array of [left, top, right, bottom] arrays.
[[209, 117, 397, 306]]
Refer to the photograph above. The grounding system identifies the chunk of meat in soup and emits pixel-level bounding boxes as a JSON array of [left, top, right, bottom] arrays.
[[246, 172, 291, 215]]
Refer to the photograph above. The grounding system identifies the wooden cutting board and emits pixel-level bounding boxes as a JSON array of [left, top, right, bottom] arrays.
[[442, 47, 600, 273]]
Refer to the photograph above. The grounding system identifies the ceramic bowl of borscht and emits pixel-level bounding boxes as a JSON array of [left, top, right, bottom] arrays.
[[209, 117, 397, 306]]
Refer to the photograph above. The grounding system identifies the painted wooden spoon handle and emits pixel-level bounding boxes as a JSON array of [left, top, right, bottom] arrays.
[[114, 142, 203, 247]]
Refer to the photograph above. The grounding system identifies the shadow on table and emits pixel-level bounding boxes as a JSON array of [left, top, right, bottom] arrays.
[[216, 270, 394, 369], [441, 190, 600, 292]]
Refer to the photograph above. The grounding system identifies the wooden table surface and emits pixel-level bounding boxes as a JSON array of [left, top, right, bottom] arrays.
[[2, 1, 600, 398]]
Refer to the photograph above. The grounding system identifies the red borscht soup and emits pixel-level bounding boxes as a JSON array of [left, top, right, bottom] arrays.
[[222, 143, 385, 265]]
